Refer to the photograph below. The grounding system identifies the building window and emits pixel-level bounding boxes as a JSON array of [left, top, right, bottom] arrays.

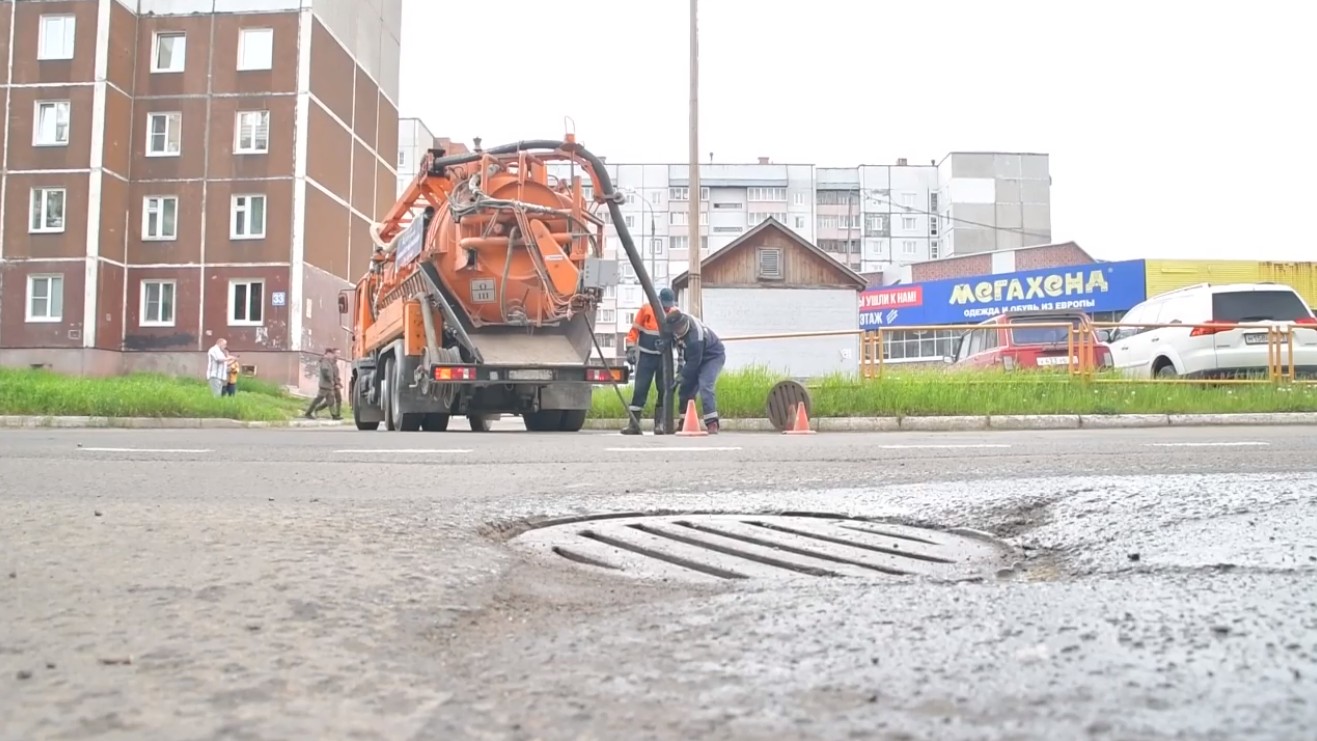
[[33, 101, 70, 146], [230, 195, 267, 239], [593, 333, 614, 348], [865, 215, 884, 233], [651, 238, 665, 256], [29, 188, 66, 233], [623, 311, 636, 325], [758, 248, 783, 280], [599, 309, 616, 324], [902, 216, 916, 230], [712, 226, 741, 234], [152, 32, 186, 73], [930, 240, 940, 259], [398, 150, 408, 168], [142, 196, 178, 240], [140, 280, 177, 327], [793, 192, 806, 206], [234, 110, 269, 154], [624, 215, 635, 228], [747, 187, 786, 202], [748, 212, 786, 225], [228, 280, 264, 326], [900, 192, 917, 208], [38, 15, 76, 61], [794, 216, 805, 229], [669, 236, 708, 252], [902, 240, 918, 255], [237, 28, 274, 71], [146, 112, 182, 156], [26, 275, 64, 323], [669, 187, 709, 201]]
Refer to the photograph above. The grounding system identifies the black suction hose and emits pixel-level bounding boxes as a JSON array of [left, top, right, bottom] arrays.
[[425, 139, 676, 433]]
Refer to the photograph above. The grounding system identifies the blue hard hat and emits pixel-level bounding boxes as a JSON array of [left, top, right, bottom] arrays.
[[658, 288, 675, 307]]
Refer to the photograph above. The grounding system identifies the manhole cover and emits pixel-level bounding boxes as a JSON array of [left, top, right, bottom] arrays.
[[509, 513, 1013, 583]]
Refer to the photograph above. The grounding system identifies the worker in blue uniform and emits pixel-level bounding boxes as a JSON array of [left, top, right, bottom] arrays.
[[621, 287, 678, 435], [665, 308, 726, 434]]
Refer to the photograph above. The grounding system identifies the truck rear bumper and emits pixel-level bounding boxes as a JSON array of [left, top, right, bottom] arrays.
[[429, 363, 630, 385]]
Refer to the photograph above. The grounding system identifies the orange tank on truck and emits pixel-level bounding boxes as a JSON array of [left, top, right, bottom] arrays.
[[337, 135, 670, 434]]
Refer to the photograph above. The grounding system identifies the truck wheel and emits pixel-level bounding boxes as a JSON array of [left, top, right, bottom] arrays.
[[390, 356, 422, 431], [381, 359, 397, 431], [421, 413, 449, 432], [468, 415, 492, 432], [558, 409, 588, 432], [353, 404, 380, 431], [523, 410, 562, 432]]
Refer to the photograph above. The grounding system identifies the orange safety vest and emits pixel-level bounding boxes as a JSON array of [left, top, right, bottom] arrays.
[[626, 303, 673, 353]]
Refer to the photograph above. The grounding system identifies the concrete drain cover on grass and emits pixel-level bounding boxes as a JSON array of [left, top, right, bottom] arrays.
[[509, 513, 1014, 583]]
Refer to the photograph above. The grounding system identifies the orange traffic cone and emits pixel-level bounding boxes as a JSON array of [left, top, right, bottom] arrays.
[[675, 400, 709, 437], [784, 402, 816, 435]]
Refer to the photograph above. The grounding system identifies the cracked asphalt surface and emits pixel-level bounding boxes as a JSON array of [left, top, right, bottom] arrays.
[[2, 424, 1316, 740]]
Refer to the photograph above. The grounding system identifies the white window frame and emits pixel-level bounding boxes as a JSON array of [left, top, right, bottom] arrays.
[[141, 196, 179, 241], [29, 188, 66, 234], [26, 274, 65, 323], [146, 112, 182, 157], [624, 215, 635, 228], [903, 240, 918, 255], [139, 279, 177, 327], [33, 100, 71, 147], [237, 28, 274, 71], [599, 309, 616, 324], [228, 279, 265, 326], [38, 15, 76, 61], [234, 110, 270, 154], [151, 31, 186, 73], [902, 216, 917, 230], [230, 194, 267, 239], [758, 248, 784, 280]]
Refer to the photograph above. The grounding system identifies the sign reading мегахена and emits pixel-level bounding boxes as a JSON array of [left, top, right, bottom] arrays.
[[857, 259, 1148, 329]]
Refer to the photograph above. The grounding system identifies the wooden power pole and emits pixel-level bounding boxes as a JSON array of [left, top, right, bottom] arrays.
[[686, 0, 702, 318]]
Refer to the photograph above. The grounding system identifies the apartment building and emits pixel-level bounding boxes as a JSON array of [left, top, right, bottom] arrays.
[[531, 151, 1051, 356], [0, 0, 402, 390]]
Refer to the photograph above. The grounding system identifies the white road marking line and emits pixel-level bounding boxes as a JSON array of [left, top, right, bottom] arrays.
[[1146, 442, 1270, 448], [333, 449, 473, 454], [605, 446, 743, 452], [80, 447, 212, 453], [877, 444, 1011, 450]]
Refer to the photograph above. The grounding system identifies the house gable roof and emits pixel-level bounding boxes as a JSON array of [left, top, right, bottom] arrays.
[[669, 217, 868, 291]]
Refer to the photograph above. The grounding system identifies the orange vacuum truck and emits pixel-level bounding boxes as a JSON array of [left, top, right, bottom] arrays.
[[338, 135, 676, 433]]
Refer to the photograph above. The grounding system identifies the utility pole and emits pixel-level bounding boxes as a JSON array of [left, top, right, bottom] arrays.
[[686, 0, 702, 319]]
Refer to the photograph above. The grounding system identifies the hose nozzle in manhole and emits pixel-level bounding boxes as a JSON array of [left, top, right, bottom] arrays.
[[509, 514, 1014, 583]]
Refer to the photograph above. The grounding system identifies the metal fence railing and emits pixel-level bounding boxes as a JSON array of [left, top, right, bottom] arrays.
[[718, 321, 1317, 385]]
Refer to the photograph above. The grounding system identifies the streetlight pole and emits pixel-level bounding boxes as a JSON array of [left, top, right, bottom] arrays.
[[686, 0, 702, 319]]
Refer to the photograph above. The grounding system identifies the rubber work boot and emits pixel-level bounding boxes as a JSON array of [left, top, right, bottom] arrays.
[[619, 417, 643, 435], [706, 419, 720, 435]]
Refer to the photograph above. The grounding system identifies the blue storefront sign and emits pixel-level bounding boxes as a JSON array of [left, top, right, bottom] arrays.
[[858, 259, 1147, 329]]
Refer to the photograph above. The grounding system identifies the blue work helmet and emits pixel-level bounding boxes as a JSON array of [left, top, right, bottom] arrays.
[[658, 288, 675, 308]]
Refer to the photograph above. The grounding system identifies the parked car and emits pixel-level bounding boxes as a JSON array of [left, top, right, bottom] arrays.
[[949, 310, 1113, 371], [1105, 282, 1317, 379]]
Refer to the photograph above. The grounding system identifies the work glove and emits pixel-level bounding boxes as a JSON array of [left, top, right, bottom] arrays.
[[625, 346, 639, 366]]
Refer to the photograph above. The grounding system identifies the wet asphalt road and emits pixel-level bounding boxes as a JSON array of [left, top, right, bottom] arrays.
[[2, 424, 1316, 741]]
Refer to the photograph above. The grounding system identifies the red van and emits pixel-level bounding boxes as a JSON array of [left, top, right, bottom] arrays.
[[948, 311, 1113, 371]]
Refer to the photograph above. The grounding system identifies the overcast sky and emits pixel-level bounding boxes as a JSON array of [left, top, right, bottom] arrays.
[[398, 0, 1313, 263]]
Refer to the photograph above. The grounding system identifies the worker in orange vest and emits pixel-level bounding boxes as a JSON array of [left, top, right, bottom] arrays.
[[621, 287, 676, 435]]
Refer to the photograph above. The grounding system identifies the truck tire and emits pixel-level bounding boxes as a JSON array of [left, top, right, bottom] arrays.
[[386, 355, 423, 431], [381, 359, 397, 431], [353, 404, 380, 431], [421, 413, 449, 431], [558, 409, 588, 432], [468, 415, 493, 432], [523, 410, 561, 432]]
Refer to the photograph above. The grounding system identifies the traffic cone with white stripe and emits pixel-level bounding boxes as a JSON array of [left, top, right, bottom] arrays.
[[675, 400, 709, 437], [784, 403, 816, 435]]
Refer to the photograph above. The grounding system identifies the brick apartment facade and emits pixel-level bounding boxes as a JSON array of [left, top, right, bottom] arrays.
[[0, 0, 401, 391]]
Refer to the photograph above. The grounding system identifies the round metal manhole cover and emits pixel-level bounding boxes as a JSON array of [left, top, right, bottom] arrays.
[[508, 513, 1014, 583]]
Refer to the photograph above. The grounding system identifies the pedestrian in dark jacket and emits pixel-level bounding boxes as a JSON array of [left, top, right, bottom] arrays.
[[303, 348, 342, 420], [665, 309, 726, 434]]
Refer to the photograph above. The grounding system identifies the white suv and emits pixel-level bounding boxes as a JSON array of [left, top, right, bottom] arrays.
[[1106, 283, 1317, 379]]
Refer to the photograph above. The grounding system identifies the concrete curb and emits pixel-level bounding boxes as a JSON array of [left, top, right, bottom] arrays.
[[0, 416, 348, 429], [3, 412, 1317, 432], [582, 412, 1317, 433]]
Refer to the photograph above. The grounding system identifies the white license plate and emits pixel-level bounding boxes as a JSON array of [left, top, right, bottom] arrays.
[[1035, 355, 1076, 366], [508, 369, 554, 381], [1243, 333, 1269, 345]]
